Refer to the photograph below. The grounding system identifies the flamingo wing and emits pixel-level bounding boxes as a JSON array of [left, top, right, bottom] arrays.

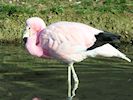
[[41, 21, 102, 62]]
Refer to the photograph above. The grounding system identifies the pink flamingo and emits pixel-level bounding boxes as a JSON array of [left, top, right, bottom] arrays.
[[23, 17, 131, 100]]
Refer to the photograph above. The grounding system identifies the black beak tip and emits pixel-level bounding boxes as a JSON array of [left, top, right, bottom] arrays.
[[23, 37, 27, 44]]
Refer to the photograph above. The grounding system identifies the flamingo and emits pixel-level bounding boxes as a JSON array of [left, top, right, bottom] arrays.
[[23, 17, 131, 100]]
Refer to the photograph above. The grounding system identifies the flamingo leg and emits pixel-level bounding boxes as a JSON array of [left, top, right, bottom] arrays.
[[71, 64, 79, 98], [68, 63, 79, 100], [68, 64, 72, 100]]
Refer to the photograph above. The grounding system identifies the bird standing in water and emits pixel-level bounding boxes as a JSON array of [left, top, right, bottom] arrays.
[[23, 17, 131, 100]]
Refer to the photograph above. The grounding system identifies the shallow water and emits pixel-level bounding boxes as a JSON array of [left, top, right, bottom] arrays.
[[0, 44, 133, 100]]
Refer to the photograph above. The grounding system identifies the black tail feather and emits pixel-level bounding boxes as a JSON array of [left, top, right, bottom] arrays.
[[87, 31, 120, 50]]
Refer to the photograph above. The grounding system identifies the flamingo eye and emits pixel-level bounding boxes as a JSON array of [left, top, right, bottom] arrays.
[[29, 27, 31, 30]]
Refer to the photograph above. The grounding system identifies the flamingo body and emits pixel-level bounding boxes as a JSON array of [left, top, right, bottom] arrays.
[[41, 21, 103, 62], [23, 17, 131, 99]]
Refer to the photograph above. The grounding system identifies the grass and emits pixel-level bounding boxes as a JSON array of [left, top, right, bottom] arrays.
[[0, 0, 133, 43]]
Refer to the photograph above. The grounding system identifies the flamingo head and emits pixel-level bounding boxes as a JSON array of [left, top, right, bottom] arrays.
[[23, 17, 46, 45]]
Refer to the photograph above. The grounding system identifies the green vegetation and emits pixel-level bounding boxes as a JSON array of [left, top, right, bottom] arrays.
[[0, 0, 133, 44]]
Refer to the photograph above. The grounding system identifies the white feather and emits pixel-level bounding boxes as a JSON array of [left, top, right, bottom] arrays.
[[86, 43, 131, 62]]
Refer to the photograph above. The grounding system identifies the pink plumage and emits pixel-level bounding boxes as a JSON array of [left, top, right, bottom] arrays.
[[23, 17, 103, 62], [23, 17, 131, 99]]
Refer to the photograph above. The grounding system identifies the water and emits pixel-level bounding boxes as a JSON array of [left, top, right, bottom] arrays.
[[0, 44, 133, 100]]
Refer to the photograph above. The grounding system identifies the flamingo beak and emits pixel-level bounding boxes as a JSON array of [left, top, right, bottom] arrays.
[[23, 28, 30, 44], [23, 37, 27, 44]]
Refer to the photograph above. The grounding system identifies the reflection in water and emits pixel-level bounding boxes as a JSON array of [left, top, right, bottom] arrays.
[[0, 44, 133, 100]]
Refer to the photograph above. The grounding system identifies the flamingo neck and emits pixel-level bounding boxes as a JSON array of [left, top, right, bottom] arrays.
[[26, 33, 43, 57]]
